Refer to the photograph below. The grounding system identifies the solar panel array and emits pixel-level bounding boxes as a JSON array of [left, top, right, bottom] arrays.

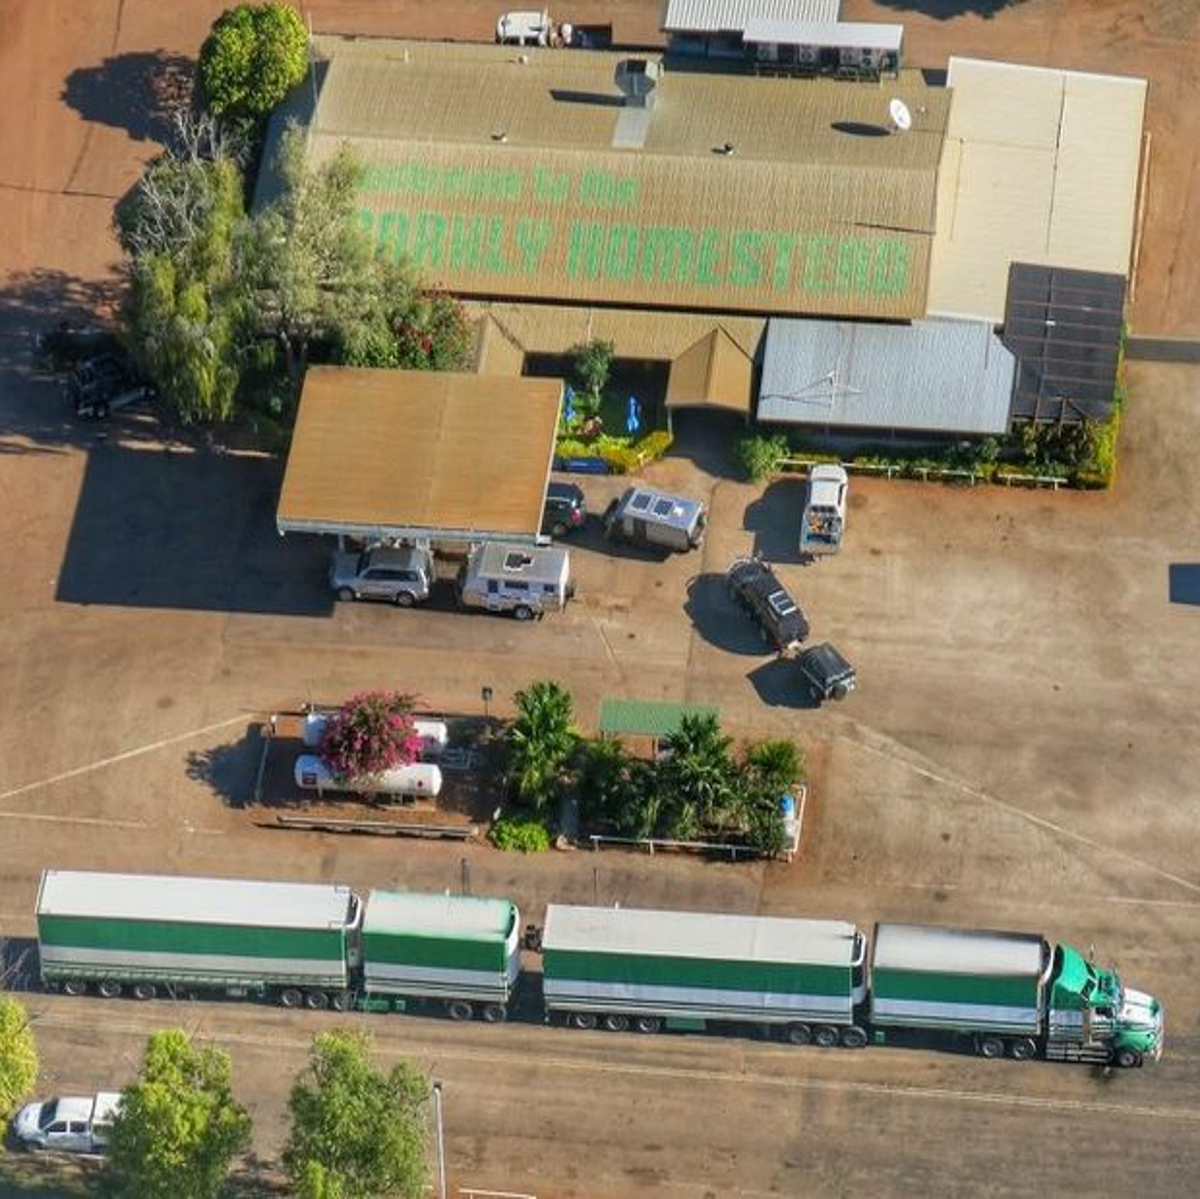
[[1003, 263, 1126, 424]]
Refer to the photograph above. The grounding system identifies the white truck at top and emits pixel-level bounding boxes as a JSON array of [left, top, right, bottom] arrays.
[[800, 464, 848, 558]]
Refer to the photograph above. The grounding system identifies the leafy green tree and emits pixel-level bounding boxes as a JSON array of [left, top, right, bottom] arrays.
[[236, 129, 388, 391], [107, 1029, 251, 1199], [507, 681, 578, 815], [0, 995, 38, 1120], [120, 114, 246, 423], [199, 3, 309, 122], [743, 739, 803, 794], [284, 1030, 430, 1199]]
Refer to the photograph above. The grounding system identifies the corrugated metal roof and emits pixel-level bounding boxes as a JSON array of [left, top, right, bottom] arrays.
[[742, 19, 903, 51], [663, 0, 840, 34], [871, 923, 1047, 978], [598, 697, 718, 737], [306, 39, 947, 319], [365, 891, 516, 940], [927, 58, 1146, 323], [545, 903, 862, 966], [37, 870, 353, 930], [757, 316, 1014, 434], [666, 327, 754, 412], [277, 367, 561, 541]]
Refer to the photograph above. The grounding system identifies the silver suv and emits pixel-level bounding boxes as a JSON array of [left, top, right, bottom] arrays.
[[329, 546, 433, 607]]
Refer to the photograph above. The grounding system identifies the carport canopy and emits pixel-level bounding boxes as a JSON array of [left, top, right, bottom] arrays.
[[277, 366, 563, 545], [598, 698, 719, 739]]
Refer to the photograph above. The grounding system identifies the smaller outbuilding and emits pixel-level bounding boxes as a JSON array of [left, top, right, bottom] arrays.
[[756, 316, 1015, 440], [277, 366, 563, 546]]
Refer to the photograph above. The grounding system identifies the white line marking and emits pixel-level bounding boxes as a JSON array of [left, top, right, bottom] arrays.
[[0, 810, 148, 829], [0, 714, 250, 804]]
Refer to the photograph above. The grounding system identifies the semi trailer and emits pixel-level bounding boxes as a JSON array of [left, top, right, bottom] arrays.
[[37, 870, 518, 1019], [35, 870, 1163, 1066], [541, 904, 866, 1044]]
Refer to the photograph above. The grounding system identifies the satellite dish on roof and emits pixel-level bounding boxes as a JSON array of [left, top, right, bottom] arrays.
[[889, 98, 913, 133]]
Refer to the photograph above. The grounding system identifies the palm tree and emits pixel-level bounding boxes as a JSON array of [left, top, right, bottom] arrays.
[[657, 713, 736, 838], [507, 681, 578, 816]]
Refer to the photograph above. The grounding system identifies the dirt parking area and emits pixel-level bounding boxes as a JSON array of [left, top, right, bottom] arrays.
[[3, 2, 1200, 1195]]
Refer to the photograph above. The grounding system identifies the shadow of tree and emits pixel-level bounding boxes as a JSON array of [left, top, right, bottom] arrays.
[[61, 51, 195, 143], [869, 0, 1032, 17], [186, 727, 266, 808], [0, 268, 125, 337]]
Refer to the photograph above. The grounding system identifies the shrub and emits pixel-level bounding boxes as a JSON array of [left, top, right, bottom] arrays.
[[733, 433, 789, 482], [572, 339, 615, 401], [489, 815, 552, 853], [596, 442, 642, 474], [319, 691, 420, 783], [633, 429, 673, 463], [200, 4, 309, 122]]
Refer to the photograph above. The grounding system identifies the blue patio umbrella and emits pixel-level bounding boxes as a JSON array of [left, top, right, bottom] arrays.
[[563, 385, 576, 424], [625, 395, 642, 435]]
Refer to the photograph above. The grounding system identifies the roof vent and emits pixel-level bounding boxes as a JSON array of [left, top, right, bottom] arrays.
[[614, 58, 660, 109]]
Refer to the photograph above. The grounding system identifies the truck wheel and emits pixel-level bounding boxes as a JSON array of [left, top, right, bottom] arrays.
[[1010, 1037, 1037, 1060], [841, 1026, 869, 1049], [447, 999, 474, 1022], [133, 983, 157, 1001], [62, 979, 87, 997], [280, 988, 303, 1009], [603, 1014, 630, 1033], [831, 682, 850, 702], [330, 992, 351, 1012], [634, 1015, 662, 1034], [570, 1011, 598, 1030], [977, 1034, 1005, 1059], [814, 1025, 840, 1048], [481, 1003, 508, 1024], [394, 591, 415, 608], [786, 1023, 812, 1046], [513, 604, 534, 622], [1113, 1046, 1143, 1069], [98, 980, 122, 999], [336, 587, 355, 602], [305, 991, 329, 1011]]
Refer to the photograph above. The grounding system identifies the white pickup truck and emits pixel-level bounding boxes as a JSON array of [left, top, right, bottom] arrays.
[[12, 1092, 121, 1154], [800, 464, 848, 559]]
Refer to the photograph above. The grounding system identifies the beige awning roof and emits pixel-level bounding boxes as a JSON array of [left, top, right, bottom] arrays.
[[277, 366, 562, 542], [473, 315, 525, 376], [666, 327, 754, 414]]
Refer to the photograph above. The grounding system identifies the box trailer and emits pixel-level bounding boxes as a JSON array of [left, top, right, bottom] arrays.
[[36, 869, 360, 1007], [542, 904, 867, 1044], [361, 890, 521, 1022]]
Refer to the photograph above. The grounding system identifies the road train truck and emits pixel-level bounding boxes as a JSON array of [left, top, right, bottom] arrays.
[[869, 922, 1163, 1066], [36, 870, 520, 1019]]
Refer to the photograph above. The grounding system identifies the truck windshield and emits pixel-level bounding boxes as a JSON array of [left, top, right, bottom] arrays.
[[38, 1101, 58, 1129]]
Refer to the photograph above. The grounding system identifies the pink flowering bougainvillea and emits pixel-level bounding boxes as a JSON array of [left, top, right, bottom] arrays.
[[319, 691, 420, 783]]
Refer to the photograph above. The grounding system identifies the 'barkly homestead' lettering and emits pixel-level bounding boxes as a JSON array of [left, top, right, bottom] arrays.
[[360, 209, 912, 300]]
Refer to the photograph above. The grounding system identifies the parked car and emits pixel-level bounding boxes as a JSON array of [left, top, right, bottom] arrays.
[[11, 1093, 121, 1154], [542, 481, 587, 538], [457, 542, 573, 620], [66, 352, 155, 420], [602, 486, 706, 554], [32, 323, 120, 372], [329, 545, 433, 607], [726, 556, 809, 654], [797, 642, 857, 703]]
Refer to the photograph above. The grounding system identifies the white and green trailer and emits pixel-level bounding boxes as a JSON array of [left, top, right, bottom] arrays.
[[37, 869, 361, 1009], [541, 903, 868, 1045], [361, 890, 521, 1023], [868, 922, 1164, 1066]]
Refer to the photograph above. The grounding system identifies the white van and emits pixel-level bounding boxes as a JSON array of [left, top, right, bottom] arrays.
[[457, 543, 573, 620]]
